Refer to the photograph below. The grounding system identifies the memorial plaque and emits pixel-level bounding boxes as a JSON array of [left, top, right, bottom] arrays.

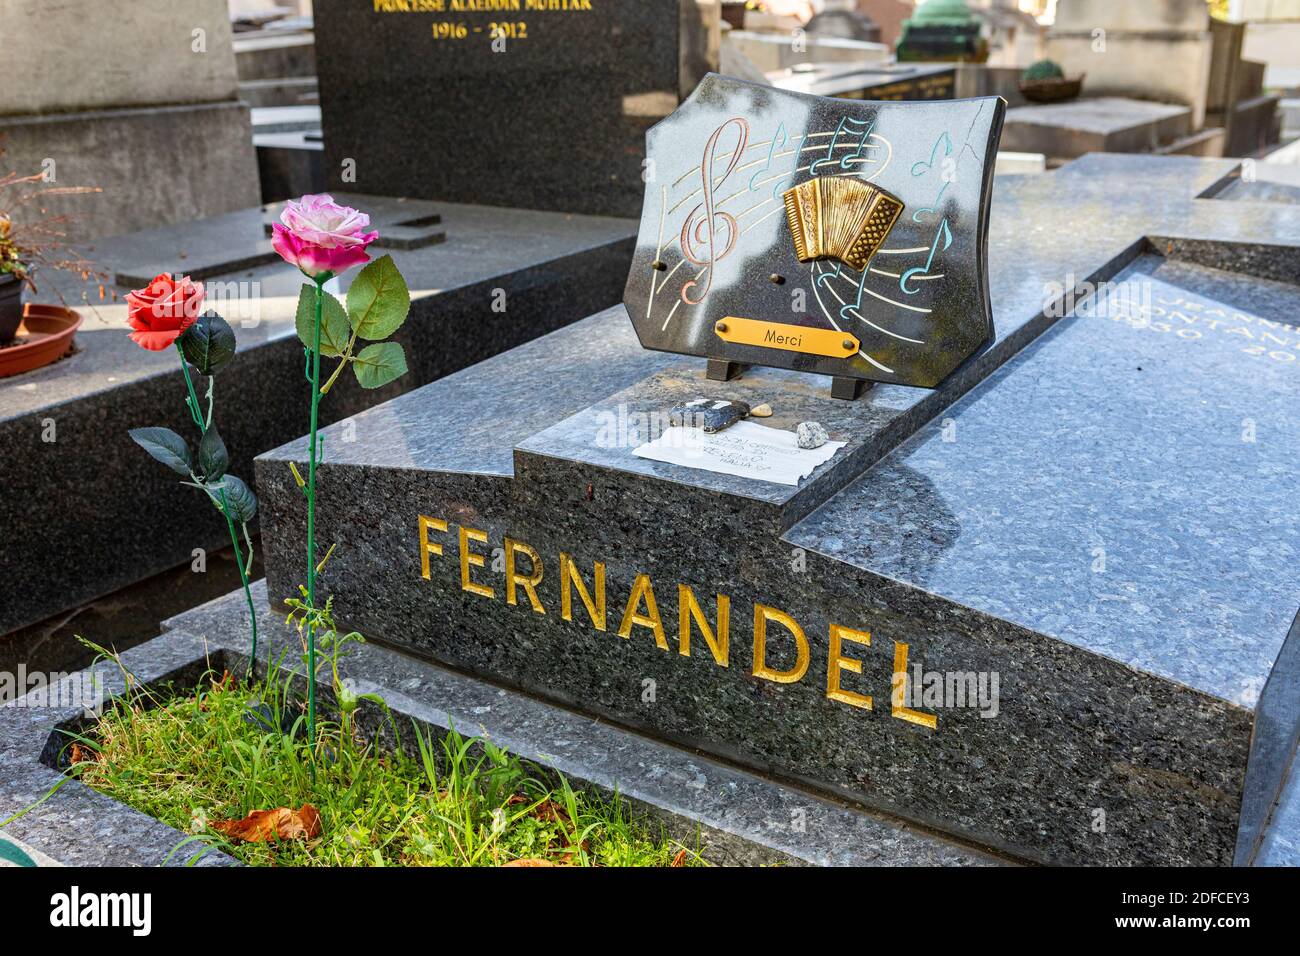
[[624, 74, 1005, 388], [314, 0, 720, 217], [256, 153, 1300, 865]]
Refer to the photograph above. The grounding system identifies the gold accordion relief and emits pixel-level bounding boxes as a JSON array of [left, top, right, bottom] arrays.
[[783, 177, 905, 272]]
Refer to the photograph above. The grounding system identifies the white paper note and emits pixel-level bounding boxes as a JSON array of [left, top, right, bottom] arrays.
[[632, 420, 846, 486]]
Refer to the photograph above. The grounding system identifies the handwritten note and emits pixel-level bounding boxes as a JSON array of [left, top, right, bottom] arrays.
[[633, 420, 846, 486]]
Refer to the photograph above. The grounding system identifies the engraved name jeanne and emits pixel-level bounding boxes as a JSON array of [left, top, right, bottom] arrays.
[[415, 515, 938, 729]]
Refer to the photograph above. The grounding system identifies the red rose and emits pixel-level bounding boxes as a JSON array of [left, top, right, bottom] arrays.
[[126, 273, 204, 350]]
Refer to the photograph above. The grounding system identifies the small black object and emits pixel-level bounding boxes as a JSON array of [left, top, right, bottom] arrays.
[[831, 375, 872, 401], [706, 358, 747, 382], [769, 273, 785, 285], [669, 398, 751, 433]]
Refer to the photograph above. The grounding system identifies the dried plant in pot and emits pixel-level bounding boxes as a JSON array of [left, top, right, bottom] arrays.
[[0, 262, 21, 344], [1019, 59, 1084, 105], [0, 139, 102, 347]]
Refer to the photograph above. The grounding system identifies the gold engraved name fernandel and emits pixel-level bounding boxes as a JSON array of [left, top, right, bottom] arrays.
[[416, 515, 939, 728]]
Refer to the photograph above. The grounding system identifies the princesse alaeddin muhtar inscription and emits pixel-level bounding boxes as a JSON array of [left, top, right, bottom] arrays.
[[414, 516, 941, 729], [373, 0, 594, 41]]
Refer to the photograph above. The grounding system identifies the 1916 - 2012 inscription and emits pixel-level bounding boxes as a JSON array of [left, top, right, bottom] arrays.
[[373, 0, 594, 41]]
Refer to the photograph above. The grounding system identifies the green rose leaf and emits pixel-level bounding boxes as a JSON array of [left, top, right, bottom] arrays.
[[295, 285, 351, 357], [179, 311, 236, 375], [129, 427, 191, 476], [198, 426, 230, 482], [352, 341, 408, 390], [217, 475, 258, 522], [345, 254, 410, 341]]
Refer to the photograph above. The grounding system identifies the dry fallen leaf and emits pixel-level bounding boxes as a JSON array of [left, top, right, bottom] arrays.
[[530, 800, 571, 826], [502, 858, 560, 867], [212, 805, 321, 843], [505, 795, 572, 827], [69, 743, 99, 765]]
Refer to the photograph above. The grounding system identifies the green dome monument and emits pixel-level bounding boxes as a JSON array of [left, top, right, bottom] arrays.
[[897, 0, 988, 63]]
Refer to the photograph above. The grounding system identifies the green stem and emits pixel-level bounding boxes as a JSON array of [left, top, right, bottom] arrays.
[[218, 486, 259, 681], [306, 279, 325, 752], [176, 343, 205, 432], [176, 343, 258, 682]]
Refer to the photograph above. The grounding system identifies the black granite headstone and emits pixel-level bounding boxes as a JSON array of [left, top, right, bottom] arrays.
[[625, 74, 1005, 388], [314, 0, 719, 218]]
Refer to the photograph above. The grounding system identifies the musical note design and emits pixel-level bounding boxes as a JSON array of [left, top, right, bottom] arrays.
[[810, 115, 876, 177], [900, 219, 952, 295], [748, 122, 791, 203], [679, 117, 750, 306], [899, 131, 955, 295]]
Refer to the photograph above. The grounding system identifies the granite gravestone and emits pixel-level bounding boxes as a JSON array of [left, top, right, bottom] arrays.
[[255, 151, 1300, 867], [625, 74, 1005, 390], [314, 0, 720, 218], [0, 193, 637, 639]]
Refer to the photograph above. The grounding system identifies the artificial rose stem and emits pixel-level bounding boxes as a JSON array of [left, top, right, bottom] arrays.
[[175, 341, 259, 679], [304, 278, 325, 749]]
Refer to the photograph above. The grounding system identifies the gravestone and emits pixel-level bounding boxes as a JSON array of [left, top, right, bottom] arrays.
[[313, 0, 720, 218], [0, 193, 637, 639], [1000, 97, 1194, 162], [0, 0, 259, 239], [624, 75, 1005, 391], [254, 121, 1300, 865], [896, 0, 986, 63], [1047, 0, 1213, 130]]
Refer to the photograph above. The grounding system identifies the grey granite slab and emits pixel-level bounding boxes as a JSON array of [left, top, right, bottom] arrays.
[[0, 630, 237, 867], [788, 254, 1300, 708], [253, 154, 1300, 866], [1238, 613, 1300, 865], [1001, 97, 1193, 158], [0, 581, 1009, 868], [0, 196, 635, 637]]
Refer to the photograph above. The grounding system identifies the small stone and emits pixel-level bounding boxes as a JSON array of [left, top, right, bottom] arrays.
[[796, 421, 829, 449], [750, 403, 773, 418]]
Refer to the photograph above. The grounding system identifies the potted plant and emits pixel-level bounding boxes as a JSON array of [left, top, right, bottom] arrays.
[[0, 141, 100, 346], [1019, 59, 1084, 104], [0, 215, 26, 345]]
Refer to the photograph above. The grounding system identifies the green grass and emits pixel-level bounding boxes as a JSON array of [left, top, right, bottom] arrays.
[[67, 653, 706, 868]]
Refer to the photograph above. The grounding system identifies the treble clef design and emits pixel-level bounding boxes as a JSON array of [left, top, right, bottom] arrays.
[[680, 117, 749, 306]]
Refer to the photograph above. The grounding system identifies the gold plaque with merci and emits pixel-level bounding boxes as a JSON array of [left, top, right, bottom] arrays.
[[714, 317, 860, 359]]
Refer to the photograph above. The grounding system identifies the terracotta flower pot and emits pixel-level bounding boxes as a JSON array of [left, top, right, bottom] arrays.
[[0, 272, 23, 345], [0, 303, 82, 378]]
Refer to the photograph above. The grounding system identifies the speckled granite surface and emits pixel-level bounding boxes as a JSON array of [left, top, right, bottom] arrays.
[[0, 583, 1008, 868], [253, 154, 1300, 865], [790, 256, 1300, 708], [0, 195, 635, 636]]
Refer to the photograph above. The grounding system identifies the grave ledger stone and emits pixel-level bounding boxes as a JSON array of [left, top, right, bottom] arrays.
[[256, 111, 1300, 862], [0, 194, 636, 638], [313, 0, 721, 218]]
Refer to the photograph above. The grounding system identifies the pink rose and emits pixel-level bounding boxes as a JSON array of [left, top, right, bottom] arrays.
[[271, 194, 378, 281]]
